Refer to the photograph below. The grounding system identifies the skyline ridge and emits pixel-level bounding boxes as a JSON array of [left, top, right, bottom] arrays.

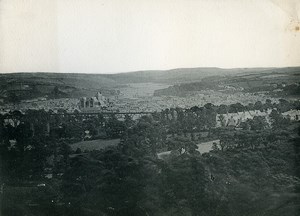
[[1, 66, 300, 75]]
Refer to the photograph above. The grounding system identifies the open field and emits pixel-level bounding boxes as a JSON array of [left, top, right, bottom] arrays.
[[157, 139, 220, 159], [70, 138, 120, 151]]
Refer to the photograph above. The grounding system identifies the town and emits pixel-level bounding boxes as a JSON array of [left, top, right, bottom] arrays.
[[0, 68, 299, 216]]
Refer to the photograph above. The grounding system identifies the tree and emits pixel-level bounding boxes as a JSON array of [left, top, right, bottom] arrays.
[[105, 115, 126, 138], [254, 101, 263, 111], [219, 134, 235, 151], [269, 109, 290, 129], [122, 115, 166, 158], [248, 116, 268, 131], [229, 103, 245, 113], [212, 142, 219, 151], [159, 153, 209, 215], [218, 104, 228, 114], [61, 145, 158, 215], [218, 114, 226, 127], [264, 99, 273, 110], [124, 114, 134, 127], [277, 98, 291, 113]]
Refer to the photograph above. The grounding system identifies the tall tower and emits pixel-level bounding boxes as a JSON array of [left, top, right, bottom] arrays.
[[96, 92, 103, 101]]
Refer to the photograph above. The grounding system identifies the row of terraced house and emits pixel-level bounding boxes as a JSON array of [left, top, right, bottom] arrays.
[[216, 109, 300, 128]]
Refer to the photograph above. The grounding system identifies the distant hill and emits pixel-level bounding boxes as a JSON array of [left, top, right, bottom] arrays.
[[0, 67, 299, 102], [0, 72, 120, 102], [103, 67, 272, 84], [153, 67, 300, 97]]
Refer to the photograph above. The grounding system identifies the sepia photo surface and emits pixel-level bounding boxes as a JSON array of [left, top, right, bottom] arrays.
[[0, 0, 300, 215]]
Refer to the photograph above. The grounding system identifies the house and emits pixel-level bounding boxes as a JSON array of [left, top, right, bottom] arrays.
[[216, 109, 275, 128], [282, 110, 300, 121]]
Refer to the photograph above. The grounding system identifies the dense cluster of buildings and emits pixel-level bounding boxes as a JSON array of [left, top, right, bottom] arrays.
[[0, 92, 115, 114], [0, 98, 79, 114], [112, 91, 277, 113]]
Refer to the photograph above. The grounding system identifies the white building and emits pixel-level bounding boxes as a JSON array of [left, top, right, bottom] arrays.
[[216, 109, 274, 127], [282, 110, 300, 121]]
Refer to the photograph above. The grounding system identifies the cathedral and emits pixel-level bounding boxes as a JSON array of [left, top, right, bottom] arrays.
[[79, 92, 112, 111]]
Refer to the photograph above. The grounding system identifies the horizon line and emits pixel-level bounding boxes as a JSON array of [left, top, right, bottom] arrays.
[[1, 66, 300, 75]]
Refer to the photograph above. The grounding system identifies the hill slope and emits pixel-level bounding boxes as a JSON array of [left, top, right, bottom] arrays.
[[0, 67, 299, 102]]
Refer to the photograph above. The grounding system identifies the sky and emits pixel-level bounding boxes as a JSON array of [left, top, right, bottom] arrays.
[[0, 0, 299, 73]]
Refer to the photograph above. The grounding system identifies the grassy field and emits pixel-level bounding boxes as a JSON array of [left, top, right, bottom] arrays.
[[157, 139, 219, 159], [70, 138, 120, 151]]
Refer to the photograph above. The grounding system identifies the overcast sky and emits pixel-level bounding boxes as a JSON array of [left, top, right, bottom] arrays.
[[0, 0, 299, 73]]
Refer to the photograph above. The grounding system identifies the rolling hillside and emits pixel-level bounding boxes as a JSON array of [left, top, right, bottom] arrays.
[[0, 67, 299, 102]]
